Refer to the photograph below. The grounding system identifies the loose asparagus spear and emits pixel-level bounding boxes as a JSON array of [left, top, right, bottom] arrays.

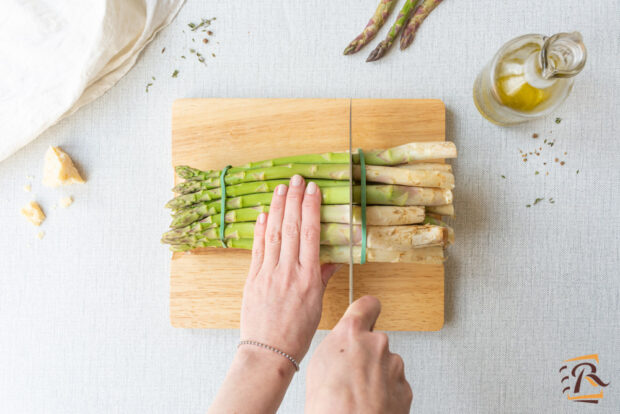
[[400, 0, 443, 50], [344, 0, 397, 55], [175, 142, 457, 183], [170, 185, 452, 228], [367, 0, 419, 62]]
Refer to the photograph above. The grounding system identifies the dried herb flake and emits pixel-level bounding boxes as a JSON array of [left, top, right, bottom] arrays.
[[172, 69, 179, 78]]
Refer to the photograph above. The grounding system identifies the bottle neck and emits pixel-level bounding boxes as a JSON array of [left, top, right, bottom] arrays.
[[539, 32, 587, 79], [524, 53, 556, 89]]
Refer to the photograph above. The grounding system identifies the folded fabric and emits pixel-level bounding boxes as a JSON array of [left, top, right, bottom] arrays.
[[0, 0, 185, 162]]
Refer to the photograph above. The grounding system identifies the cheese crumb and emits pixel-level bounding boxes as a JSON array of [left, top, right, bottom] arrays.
[[43, 146, 85, 187], [37, 231, 45, 240], [23, 184, 31, 192], [21, 201, 46, 226], [59, 196, 73, 208]]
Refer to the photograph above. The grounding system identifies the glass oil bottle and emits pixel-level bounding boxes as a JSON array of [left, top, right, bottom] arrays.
[[473, 32, 587, 125]]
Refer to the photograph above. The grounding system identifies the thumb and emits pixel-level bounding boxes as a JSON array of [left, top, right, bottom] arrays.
[[339, 295, 381, 332]]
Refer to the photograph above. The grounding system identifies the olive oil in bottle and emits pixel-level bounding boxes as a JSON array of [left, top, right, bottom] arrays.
[[473, 32, 586, 125]]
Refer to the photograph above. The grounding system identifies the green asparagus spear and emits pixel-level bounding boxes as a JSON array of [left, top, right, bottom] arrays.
[[170, 185, 451, 228], [174, 142, 457, 184], [165, 223, 447, 249], [170, 239, 444, 264], [344, 0, 397, 55], [168, 179, 348, 208], [172, 163, 454, 196], [163, 205, 426, 243], [366, 0, 419, 62]]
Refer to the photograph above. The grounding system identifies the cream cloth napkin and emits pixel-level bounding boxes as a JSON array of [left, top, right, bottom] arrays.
[[0, 0, 185, 162]]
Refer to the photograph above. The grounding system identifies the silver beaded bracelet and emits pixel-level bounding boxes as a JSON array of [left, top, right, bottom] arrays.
[[238, 340, 300, 372]]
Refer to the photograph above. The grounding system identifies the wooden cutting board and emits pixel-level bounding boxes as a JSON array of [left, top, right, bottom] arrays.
[[170, 98, 445, 331]]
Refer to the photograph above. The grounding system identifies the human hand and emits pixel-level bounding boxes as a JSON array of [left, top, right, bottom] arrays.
[[240, 175, 340, 364], [305, 296, 413, 414]]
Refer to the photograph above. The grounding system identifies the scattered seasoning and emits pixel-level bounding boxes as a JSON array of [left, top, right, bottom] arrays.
[[501, 175, 506, 179], [145, 82, 153, 92], [189, 48, 196, 54], [523, 158, 527, 162], [555, 117, 562, 124], [207, 30, 213, 35], [564, 152, 567, 155], [211, 53, 216, 57], [560, 161, 565, 166], [181, 55, 186, 59], [532, 133, 539, 139], [172, 69, 179, 78], [203, 38, 209, 43], [549, 198, 555, 204], [554, 158, 559, 163], [544, 139, 547, 144], [533, 197, 544, 205], [535, 171, 539, 175], [526, 204, 531, 208], [576, 170, 580, 174], [188, 17, 216, 32], [546, 172, 549, 176], [161, 47, 166, 54], [152, 76, 156, 80]]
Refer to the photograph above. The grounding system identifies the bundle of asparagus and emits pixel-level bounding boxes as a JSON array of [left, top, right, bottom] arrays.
[[163, 141, 457, 264]]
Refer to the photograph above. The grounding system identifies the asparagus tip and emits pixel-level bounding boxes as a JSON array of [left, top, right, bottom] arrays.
[[343, 44, 356, 55], [366, 41, 387, 62], [400, 35, 413, 50]]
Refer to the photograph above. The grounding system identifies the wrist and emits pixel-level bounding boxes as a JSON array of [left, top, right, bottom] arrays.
[[234, 343, 298, 378]]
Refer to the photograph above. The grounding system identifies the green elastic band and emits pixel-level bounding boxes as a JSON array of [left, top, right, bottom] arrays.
[[219, 165, 232, 247], [357, 149, 367, 264]]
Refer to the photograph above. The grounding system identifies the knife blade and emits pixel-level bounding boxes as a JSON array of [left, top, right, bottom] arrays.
[[348, 99, 353, 305]]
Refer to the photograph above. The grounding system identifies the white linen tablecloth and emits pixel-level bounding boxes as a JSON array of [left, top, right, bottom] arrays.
[[1, 1, 618, 412]]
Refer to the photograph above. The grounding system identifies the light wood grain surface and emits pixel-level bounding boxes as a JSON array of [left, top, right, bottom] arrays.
[[170, 98, 445, 331]]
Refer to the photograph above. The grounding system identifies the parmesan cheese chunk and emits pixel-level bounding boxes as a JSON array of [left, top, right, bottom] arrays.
[[43, 146, 85, 187], [59, 196, 73, 208], [21, 201, 46, 226]]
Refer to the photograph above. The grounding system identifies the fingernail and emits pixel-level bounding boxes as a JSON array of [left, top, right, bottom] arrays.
[[277, 184, 287, 195], [291, 174, 302, 187], [306, 181, 317, 194], [257, 213, 266, 223]]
